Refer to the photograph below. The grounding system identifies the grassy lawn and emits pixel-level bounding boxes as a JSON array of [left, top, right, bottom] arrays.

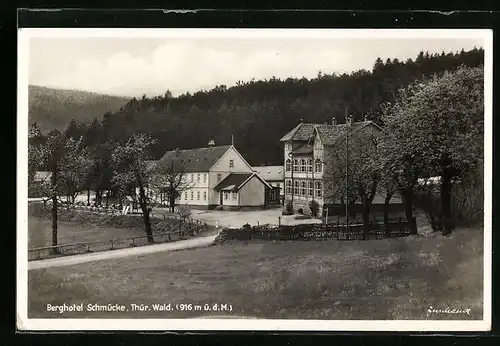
[[28, 209, 216, 260], [28, 227, 483, 320], [29, 217, 153, 249]]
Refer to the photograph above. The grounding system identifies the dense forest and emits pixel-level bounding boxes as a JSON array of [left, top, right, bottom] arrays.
[[51, 48, 484, 166], [28, 85, 130, 133]]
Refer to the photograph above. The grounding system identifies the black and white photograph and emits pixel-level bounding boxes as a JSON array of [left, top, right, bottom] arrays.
[[17, 28, 492, 331]]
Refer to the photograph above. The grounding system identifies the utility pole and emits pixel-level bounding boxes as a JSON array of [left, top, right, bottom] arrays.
[[345, 108, 350, 228]]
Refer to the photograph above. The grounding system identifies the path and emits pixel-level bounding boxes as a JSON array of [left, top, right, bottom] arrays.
[[28, 233, 218, 271]]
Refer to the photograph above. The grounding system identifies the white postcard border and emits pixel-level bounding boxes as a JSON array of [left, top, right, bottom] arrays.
[[17, 28, 493, 332]]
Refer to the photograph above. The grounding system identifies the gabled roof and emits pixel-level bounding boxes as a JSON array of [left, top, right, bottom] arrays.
[[280, 121, 382, 145], [252, 166, 284, 181], [280, 123, 318, 142], [157, 145, 232, 173], [215, 172, 272, 191], [291, 144, 313, 155], [314, 121, 381, 145]]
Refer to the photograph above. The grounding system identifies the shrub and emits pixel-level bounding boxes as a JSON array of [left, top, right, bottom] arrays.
[[297, 208, 304, 215], [309, 200, 320, 217], [451, 167, 483, 227], [415, 183, 442, 232], [177, 205, 192, 222]]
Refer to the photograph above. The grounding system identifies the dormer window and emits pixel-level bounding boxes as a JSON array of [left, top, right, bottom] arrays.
[[229, 160, 234, 168]]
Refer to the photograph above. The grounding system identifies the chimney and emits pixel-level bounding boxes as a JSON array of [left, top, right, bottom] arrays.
[[332, 118, 337, 126], [208, 139, 215, 146]]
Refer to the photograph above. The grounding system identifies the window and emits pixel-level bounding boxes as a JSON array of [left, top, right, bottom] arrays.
[[197, 191, 200, 200], [224, 192, 229, 200], [315, 159, 322, 173], [229, 160, 234, 168], [300, 159, 306, 172], [184, 192, 188, 200], [286, 180, 292, 194], [232, 192, 237, 200], [308, 181, 314, 196], [203, 173, 207, 183], [197, 173, 200, 182], [293, 159, 299, 172], [285, 159, 291, 172], [203, 191, 207, 200], [294, 181, 299, 195], [315, 181, 322, 198], [307, 159, 313, 173], [300, 181, 306, 196], [217, 173, 222, 182], [190, 191, 194, 200], [285, 143, 292, 151]]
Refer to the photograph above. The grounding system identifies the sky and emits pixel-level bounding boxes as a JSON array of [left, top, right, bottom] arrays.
[[27, 32, 485, 98]]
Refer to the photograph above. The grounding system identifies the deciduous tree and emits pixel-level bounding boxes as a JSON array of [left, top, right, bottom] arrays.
[[111, 134, 156, 243]]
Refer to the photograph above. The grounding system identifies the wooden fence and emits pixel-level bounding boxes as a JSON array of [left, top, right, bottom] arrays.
[[215, 217, 416, 243], [322, 203, 405, 217], [28, 220, 208, 261]]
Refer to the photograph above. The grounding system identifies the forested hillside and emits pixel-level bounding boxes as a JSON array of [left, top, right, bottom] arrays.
[[28, 85, 130, 133], [57, 48, 484, 166]]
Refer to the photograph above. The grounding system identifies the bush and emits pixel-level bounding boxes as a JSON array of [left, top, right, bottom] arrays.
[[309, 200, 320, 217], [297, 208, 304, 215], [177, 205, 192, 222], [414, 184, 442, 232], [415, 166, 483, 231], [451, 167, 483, 227]]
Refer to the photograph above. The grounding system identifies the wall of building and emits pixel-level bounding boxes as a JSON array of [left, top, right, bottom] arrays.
[[220, 190, 239, 206], [210, 147, 253, 176], [239, 176, 266, 207], [176, 187, 210, 206], [207, 146, 254, 206]]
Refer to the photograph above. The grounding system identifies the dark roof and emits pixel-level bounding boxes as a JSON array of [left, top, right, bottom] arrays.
[[157, 145, 231, 173], [215, 172, 273, 191], [280, 123, 317, 142], [214, 173, 253, 191], [291, 144, 313, 155], [280, 121, 381, 144]]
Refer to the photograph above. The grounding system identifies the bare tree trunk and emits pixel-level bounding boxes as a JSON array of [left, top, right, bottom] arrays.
[[169, 196, 176, 213], [383, 192, 394, 226], [362, 201, 370, 239], [441, 162, 454, 236], [401, 188, 414, 222], [138, 180, 154, 243], [50, 166, 58, 254], [106, 191, 109, 207], [87, 189, 90, 206]]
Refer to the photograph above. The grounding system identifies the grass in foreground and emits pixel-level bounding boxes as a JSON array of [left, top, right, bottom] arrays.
[[28, 227, 483, 320]]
